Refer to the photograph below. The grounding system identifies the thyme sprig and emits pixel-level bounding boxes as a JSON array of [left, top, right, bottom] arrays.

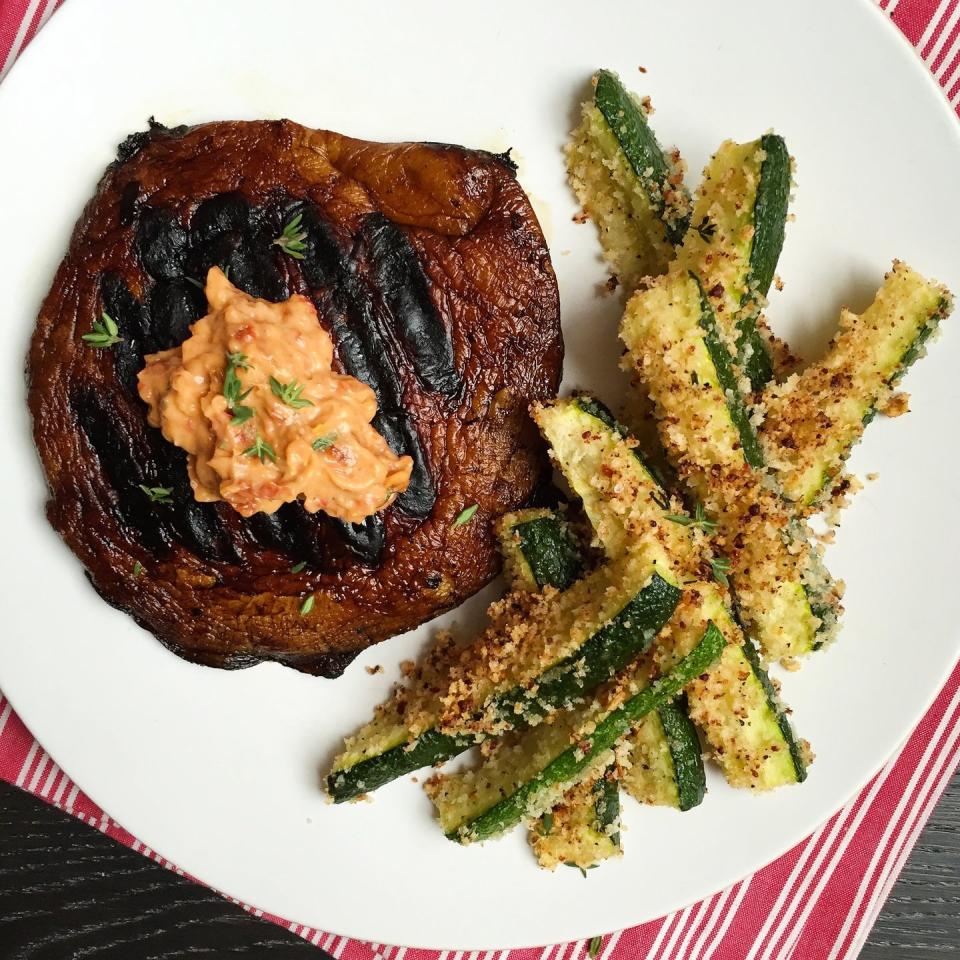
[[224, 352, 254, 426], [138, 484, 173, 504], [243, 436, 277, 463], [312, 432, 337, 452], [453, 504, 478, 527], [664, 502, 718, 533], [82, 312, 123, 349], [274, 213, 308, 259], [710, 555, 732, 586], [270, 376, 313, 409]]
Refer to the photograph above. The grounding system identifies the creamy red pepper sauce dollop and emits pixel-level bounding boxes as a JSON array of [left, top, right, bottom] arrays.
[[138, 267, 412, 521]]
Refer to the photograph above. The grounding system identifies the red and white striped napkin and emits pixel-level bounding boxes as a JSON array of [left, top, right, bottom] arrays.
[[2, 1, 959, 958]]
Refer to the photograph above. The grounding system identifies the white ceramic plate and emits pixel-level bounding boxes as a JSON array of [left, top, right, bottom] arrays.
[[1, 0, 958, 949]]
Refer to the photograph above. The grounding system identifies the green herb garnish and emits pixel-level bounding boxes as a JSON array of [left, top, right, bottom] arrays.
[[453, 504, 478, 527], [270, 376, 313, 409], [710, 555, 732, 586], [664, 502, 717, 533], [224, 352, 254, 426], [133, 561, 144, 578], [695, 215, 717, 242], [300, 594, 315, 616], [243, 436, 277, 463], [291, 561, 307, 573], [312, 433, 337, 452], [230, 405, 255, 427], [274, 213, 308, 260], [138, 484, 173, 504], [588, 935, 603, 958], [541, 812, 554, 836], [82, 312, 122, 349]]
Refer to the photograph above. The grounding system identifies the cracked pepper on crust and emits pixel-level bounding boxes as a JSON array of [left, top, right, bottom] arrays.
[[27, 119, 562, 677]]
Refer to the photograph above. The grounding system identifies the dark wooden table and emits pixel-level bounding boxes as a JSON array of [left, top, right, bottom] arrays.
[[0, 775, 956, 959]]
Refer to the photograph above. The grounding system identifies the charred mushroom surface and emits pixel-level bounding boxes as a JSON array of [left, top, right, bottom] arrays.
[[28, 119, 562, 677]]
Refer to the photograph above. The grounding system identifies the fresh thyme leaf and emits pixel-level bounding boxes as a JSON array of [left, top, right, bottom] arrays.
[[81, 312, 123, 348], [274, 213, 308, 260], [133, 561, 144, 578], [270, 376, 314, 409], [291, 560, 307, 574], [223, 351, 255, 424], [184, 276, 204, 290], [695, 215, 717, 241], [453, 504, 479, 527], [693, 502, 718, 533], [541, 812, 554, 836], [710, 554, 732, 586], [562, 863, 594, 878], [300, 594, 315, 616], [229, 404, 255, 427], [588, 936, 603, 958], [665, 502, 717, 533], [138, 484, 173, 504], [312, 432, 337, 452], [243, 436, 277, 463]]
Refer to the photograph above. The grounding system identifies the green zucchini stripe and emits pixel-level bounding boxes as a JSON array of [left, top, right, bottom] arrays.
[[446, 623, 726, 844], [592, 772, 621, 844], [326, 571, 681, 803], [503, 505, 703, 850], [657, 697, 707, 810], [736, 133, 791, 390], [593, 69, 689, 245], [761, 263, 954, 508], [692, 272, 765, 469], [535, 395, 808, 789], [740, 638, 807, 781], [501, 509, 622, 865], [512, 514, 583, 591]]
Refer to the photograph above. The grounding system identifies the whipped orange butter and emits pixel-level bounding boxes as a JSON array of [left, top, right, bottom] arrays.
[[137, 267, 412, 521]]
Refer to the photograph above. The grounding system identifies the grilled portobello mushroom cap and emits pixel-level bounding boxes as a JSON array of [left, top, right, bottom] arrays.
[[28, 119, 562, 677]]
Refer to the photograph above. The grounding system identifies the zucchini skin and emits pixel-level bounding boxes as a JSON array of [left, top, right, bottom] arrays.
[[513, 514, 583, 591], [488, 571, 681, 726], [573, 395, 667, 485], [762, 264, 953, 509], [592, 771, 621, 844], [738, 134, 791, 390], [537, 395, 809, 788], [740, 638, 806, 781], [593, 70, 688, 245], [450, 623, 726, 843], [657, 697, 706, 810], [326, 571, 680, 802], [621, 271, 835, 659], [692, 272, 765, 468], [501, 509, 622, 864], [327, 729, 473, 802]]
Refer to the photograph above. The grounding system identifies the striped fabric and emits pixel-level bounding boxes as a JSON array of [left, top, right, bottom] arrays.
[[1, 2, 958, 958]]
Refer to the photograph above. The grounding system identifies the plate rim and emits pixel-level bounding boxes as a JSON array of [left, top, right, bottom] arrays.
[[1, 0, 959, 949]]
